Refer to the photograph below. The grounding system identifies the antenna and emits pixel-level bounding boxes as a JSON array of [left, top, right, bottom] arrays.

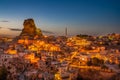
[[65, 27, 67, 37]]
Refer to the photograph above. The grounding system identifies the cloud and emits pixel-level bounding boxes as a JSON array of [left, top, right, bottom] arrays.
[[8, 28, 54, 34], [8, 28, 22, 31], [42, 30, 54, 34], [0, 20, 9, 22]]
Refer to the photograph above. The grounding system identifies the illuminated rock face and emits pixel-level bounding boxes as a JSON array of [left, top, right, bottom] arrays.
[[20, 18, 42, 37]]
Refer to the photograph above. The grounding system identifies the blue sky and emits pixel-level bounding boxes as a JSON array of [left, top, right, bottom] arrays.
[[0, 0, 120, 36]]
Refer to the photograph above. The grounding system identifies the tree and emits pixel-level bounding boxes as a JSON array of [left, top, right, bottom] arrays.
[[100, 59, 104, 65], [76, 73, 83, 80], [118, 63, 120, 69], [92, 57, 100, 66], [101, 65, 108, 71], [87, 61, 92, 66], [0, 66, 8, 80]]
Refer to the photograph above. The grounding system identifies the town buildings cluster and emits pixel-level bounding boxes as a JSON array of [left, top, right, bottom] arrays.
[[0, 33, 120, 80], [0, 19, 120, 80]]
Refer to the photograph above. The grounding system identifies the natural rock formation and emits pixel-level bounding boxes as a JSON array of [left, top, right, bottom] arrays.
[[20, 18, 42, 37]]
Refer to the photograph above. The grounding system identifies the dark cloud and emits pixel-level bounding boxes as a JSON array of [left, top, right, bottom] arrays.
[[42, 30, 54, 34], [8, 28, 22, 31], [8, 28, 54, 34], [0, 20, 9, 22]]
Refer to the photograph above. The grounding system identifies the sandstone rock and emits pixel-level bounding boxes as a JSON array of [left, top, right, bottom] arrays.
[[20, 18, 42, 37], [36, 28, 43, 36]]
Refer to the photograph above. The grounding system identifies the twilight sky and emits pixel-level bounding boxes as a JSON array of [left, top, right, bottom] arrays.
[[0, 0, 120, 36]]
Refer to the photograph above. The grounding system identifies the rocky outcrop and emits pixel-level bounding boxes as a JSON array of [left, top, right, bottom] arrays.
[[20, 18, 43, 37]]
